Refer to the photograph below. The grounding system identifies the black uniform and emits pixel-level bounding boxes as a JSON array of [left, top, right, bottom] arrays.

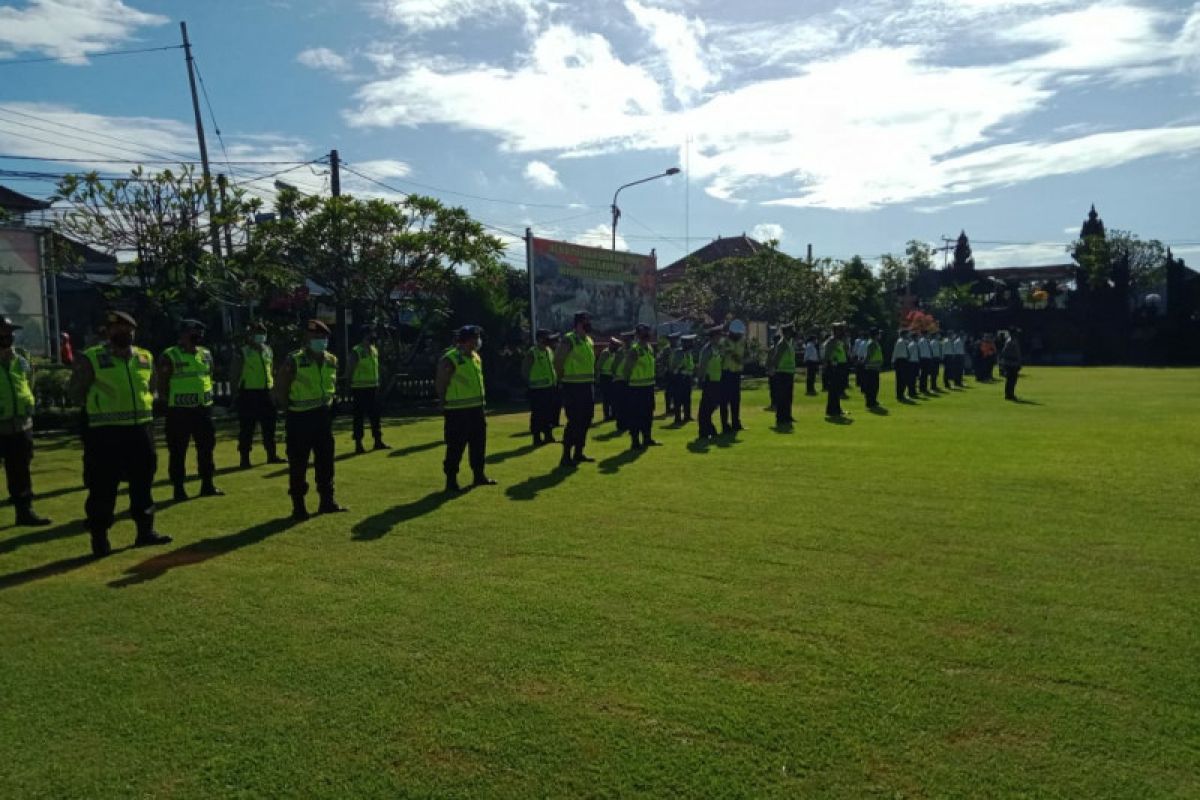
[[238, 388, 278, 460]]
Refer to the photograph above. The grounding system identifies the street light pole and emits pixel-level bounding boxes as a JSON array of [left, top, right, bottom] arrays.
[[611, 167, 681, 251]]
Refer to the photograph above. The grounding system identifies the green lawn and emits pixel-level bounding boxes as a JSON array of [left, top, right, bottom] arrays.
[[2, 368, 1199, 798]]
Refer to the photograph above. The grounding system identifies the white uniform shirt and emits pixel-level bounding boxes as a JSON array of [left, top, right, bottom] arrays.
[[892, 338, 909, 360], [930, 338, 943, 358], [804, 342, 819, 362], [954, 336, 965, 356], [907, 339, 920, 360], [917, 337, 932, 359]]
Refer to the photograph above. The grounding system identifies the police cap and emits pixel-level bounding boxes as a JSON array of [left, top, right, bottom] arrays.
[[305, 319, 332, 335], [667, 331, 681, 340], [573, 310, 591, 325], [456, 324, 482, 341], [635, 323, 651, 334], [535, 328, 552, 339], [0, 316, 22, 332], [248, 320, 267, 333], [107, 310, 138, 328], [707, 324, 724, 335], [680, 334, 698, 343], [180, 318, 207, 332]]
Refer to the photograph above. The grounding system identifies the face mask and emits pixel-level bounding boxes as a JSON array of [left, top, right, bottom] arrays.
[[310, 338, 329, 352], [253, 334, 267, 344], [110, 331, 133, 348], [581, 322, 592, 334]]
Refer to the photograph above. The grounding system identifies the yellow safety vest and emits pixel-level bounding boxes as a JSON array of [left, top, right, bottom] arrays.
[[287, 350, 338, 412], [721, 338, 746, 372], [84, 345, 155, 427], [163, 345, 214, 408], [702, 344, 723, 382], [776, 339, 796, 374], [561, 332, 595, 384], [527, 346, 556, 389], [444, 348, 485, 409], [0, 354, 35, 423], [351, 343, 380, 388], [866, 340, 883, 369], [597, 351, 615, 378], [240, 344, 273, 390], [628, 343, 656, 387], [675, 351, 695, 375]]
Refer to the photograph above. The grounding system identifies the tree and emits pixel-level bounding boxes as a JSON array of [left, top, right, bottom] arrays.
[[834, 256, 891, 333], [951, 230, 975, 280], [930, 283, 983, 313]]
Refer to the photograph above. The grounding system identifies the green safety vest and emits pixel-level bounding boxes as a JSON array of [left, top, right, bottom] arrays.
[[674, 351, 695, 375], [628, 343, 656, 387], [776, 339, 796, 374], [597, 351, 615, 378], [610, 350, 627, 383], [287, 350, 338, 412], [721, 338, 746, 372], [84, 345, 155, 427], [827, 339, 847, 365], [0, 354, 35, 423], [351, 343, 380, 388], [866, 340, 883, 368], [163, 345, 214, 408], [702, 344, 723, 382], [561, 332, 595, 384], [528, 346, 556, 389], [240, 344, 274, 390], [444, 347, 485, 409]]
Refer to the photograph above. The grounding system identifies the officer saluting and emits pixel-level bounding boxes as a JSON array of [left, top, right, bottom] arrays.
[[670, 334, 696, 425], [435, 325, 496, 492], [620, 323, 660, 450], [350, 325, 389, 454], [719, 320, 748, 433], [695, 325, 724, 440], [554, 311, 597, 468], [69, 311, 170, 556], [230, 321, 284, 468], [272, 319, 347, 520], [822, 322, 850, 419], [768, 323, 797, 426], [522, 329, 558, 446], [892, 329, 910, 403], [158, 319, 222, 501], [0, 317, 50, 526]]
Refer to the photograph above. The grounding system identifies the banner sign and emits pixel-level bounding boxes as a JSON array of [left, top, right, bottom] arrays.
[[0, 228, 48, 356], [528, 236, 657, 337]]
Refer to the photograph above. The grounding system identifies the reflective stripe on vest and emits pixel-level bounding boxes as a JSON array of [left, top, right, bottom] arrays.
[[85, 345, 155, 427], [703, 345, 722, 381], [240, 344, 273, 390], [561, 332, 595, 383], [776, 340, 796, 373], [598, 351, 616, 377], [866, 341, 883, 368], [351, 344, 380, 388], [677, 353, 695, 375], [164, 345, 214, 408], [288, 350, 337, 412], [528, 346, 555, 389], [444, 348, 485, 409], [0, 355, 35, 421], [628, 343, 656, 387]]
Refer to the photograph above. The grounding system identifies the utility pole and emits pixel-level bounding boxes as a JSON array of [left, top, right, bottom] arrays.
[[807, 243, 813, 265], [329, 149, 349, 365], [217, 174, 234, 257], [180, 21, 221, 263], [939, 236, 954, 270]]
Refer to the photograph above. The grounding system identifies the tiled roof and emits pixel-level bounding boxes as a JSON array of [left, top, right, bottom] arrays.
[[658, 235, 764, 283]]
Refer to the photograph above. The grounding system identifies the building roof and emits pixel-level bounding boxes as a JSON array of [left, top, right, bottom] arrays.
[[0, 185, 52, 213], [658, 234, 764, 284], [975, 264, 1077, 283]]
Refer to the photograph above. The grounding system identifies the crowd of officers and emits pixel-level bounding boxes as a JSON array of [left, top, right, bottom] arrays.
[[2, 309, 1024, 555]]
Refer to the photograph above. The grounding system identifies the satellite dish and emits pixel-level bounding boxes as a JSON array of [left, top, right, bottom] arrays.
[[729, 319, 747, 335]]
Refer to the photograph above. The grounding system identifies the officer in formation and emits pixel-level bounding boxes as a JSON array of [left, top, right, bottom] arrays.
[[1000, 328, 1023, 400], [803, 332, 821, 396], [915, 330, 933, 394], [719, 320, 748, 433], [929, 331, 944, 391], [522, 328, 558, 446], [945, 331, 966, 388], [767, 323, 797, 426], [158, 319, 222, 501], [554, 311, 597, 468], [659, 334, 677, 417], [608, 331, 631, 434], [891, 329, 911, 402], [0, 317, 51, 526], [595, 338, 617, 422], [695, 325, 725, 440], [230, 321, 284, 468], [822, 322, 850, 418], [350, 326, 390, 453], [434, 325, 496, 492], [272, 319, 347, 520], [861, 328, 884, 409], [618, 323, 660, 450], [70, 311, 171, 556], [668, 334, 696, 425]]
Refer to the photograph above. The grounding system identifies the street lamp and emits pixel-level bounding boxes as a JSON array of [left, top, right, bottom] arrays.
[[611, 167, 681, 251]]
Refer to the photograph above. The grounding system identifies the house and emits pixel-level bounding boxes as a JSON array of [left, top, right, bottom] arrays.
[[657, 233, 764, 288]]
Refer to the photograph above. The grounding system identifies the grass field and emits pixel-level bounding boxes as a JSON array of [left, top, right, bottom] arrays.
[[2, 368, 1199, 798]]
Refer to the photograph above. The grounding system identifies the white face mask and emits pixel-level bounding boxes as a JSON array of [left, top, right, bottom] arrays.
[[252, 334, 267, 344], [310, 338, 329, 352]]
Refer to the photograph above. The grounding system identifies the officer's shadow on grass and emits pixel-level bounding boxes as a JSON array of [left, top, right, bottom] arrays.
[[868, 406, 890, 416], [0, 517, 89, 556], [109, 516, 300, 588], [0, 552, 99, 591], [351, 490, 465, 540], [593, 428, 625, 442], [597, 447, 645, 475], [485, 442, 540, 466], [505, 464, 575, 502]]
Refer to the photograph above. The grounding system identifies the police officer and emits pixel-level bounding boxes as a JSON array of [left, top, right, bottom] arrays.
[[862, 328, 884, 409], [695, 326, 724, 440], [350, 326, 389, 454], [609, 332, 632, 434], [70, 311, 170, 556], [670, 334, 696, 424], [522, 329, 558, 446], [929, 329, 944, 391], [273, 319, 347, 520], [891, 329, 910, 402], [621, 323, 659, 450], [230, 321, 283, 468], [768, 323, 797, 426], [435, 325, 496, 491], [0, 317, 50, 526], [804, 332, 821, 395], [719, 320, 748, 433], [660, 334, 678, 416], [1001, 328, 1023, 400], [823, 322, 849, 418], [159, 319, 222, 501], [916, 330, 933, 394], [554, 311, 597, 468], [596, 340, 616, 421]]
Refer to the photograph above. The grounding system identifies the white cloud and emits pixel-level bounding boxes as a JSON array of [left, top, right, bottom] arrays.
[[624, 0, 713, 103], [296, 47, 349, 73], [372, 0, 543, 32], [573, 222, 625, 251], [353, 158, 411, 179], [750, 223, 784, 243], [523, 159, 561, 189], [973, 243, 1072, 268], [0, 0, 166, 61], [1000, 3, 1177, 74]]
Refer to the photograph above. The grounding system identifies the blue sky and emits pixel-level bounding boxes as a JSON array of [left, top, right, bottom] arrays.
[[1, 0, 1198, 270]]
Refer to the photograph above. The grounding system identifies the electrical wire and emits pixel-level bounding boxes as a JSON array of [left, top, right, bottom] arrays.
[[341, 159, 590, 210], [0, 44, 183, 68], [190, 55, 240, 186], [0, 106, 197, 163]]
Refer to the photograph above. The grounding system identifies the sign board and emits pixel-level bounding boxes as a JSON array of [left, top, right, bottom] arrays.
[[0, 227, 48, 356], [527, 235, 657, 337]]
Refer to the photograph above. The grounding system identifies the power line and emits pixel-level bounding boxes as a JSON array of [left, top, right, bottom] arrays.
[[190, 55, 239, 185], [0, 106, 197, 162], [0, 44, 183, 68], [0, 153, 317, 165], [341, 159, 590, 210], [0, 111, 189, 165]]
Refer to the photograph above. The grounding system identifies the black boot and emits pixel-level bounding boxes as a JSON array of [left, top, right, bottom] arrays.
[[200, 481, 225, 497], [266, 451, 286, 465], [291, 496, 310, 521], [445, 474, 462, 493], [317, 495, 348, 514], [472, 472, 497, 487], [14, 497, 51, 527], [90, 528, 112, 558], [173, 483, 188, 502], [133, 514, 172, 548], [373, 438, 391, 451], [559, 446, 575, 468], [240, 452, 252, 469], [354, 440, 366, 455]]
